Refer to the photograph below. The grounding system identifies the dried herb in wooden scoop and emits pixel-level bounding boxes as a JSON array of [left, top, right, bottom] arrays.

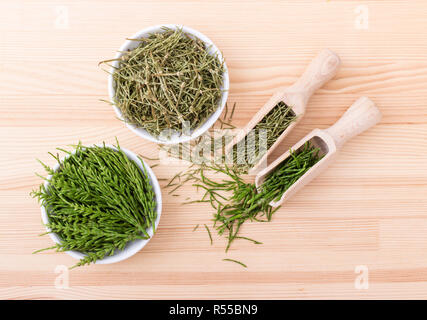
[[232, 101, 297, 174]]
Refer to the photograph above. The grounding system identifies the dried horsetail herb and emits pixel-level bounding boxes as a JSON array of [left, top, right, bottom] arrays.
[[31, 142, 157, 269], [232, 101, 296, 174], [156, 102, 236, 167], [102, 27, 225, 137]]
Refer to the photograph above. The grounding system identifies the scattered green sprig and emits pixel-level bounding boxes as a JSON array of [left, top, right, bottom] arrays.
[[167, 142, 323, 252], [31, 142, 157, 268], [223, 258, 247, 268], [162, 105, 323, 262], [204, 224, 213, 245], [170, 163, 278, 251], [261, 141, 324, 202]]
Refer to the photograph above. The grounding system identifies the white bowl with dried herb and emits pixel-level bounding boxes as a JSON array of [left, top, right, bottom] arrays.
[[32, 142, 162, 268], [105, 24, 229, 144]]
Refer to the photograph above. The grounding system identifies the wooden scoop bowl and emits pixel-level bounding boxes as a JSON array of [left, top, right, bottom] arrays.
[[226, 49, 341, 174], [255, 96, 382, 207]]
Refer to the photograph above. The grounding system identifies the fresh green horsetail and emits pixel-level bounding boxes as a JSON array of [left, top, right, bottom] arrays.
[[223, 258, 247, 268], [31, 142, 157, 269], [162, 104, 321, 254], [204, 224, 213, 245], [232, 101, 296, 173], [102, 27, 225, 137], [172, 163, 280, 251], [260, 141, 324, 202], [167, 142, 323, 252]]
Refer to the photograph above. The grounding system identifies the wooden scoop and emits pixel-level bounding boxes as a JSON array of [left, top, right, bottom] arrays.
[[255, 96, 382, 207], [226, 49, 341, 174]]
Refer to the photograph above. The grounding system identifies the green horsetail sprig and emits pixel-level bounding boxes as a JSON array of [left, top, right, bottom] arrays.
[[232, 101, 296, 174], [261, 141, 324, 202], [102, 27, 225, 137], [31, 142, 157, 269], [171, 163, 279, 251], [223, 258, 247, 268], [167, 142, 323, 252]]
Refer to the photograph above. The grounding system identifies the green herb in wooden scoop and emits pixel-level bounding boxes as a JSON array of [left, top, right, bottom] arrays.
[[223, 258, 247, 268], [31, 141, 157, 268], [102, 27, 225, 137], [260, 141, 324, 201], [232, 101, 296, 174]]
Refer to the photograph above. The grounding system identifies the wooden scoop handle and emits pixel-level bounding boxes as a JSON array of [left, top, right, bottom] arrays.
[[289, 49, 341, 104], [325, 97, 382, 149]]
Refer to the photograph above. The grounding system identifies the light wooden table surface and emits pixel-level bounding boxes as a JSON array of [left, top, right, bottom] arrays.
[[1, 0, 427, 300]]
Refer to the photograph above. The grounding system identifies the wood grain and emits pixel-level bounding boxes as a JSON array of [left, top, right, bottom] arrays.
[[1, 0, 427, 299]]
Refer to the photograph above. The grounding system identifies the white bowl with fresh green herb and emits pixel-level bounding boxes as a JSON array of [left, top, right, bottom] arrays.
[[107, 24, 229, 145], [36, 143, 162, 267]]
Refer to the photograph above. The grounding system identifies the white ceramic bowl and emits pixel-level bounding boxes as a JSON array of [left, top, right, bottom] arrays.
[[108, 24, 229, 145], [40, 144, 162, 265]]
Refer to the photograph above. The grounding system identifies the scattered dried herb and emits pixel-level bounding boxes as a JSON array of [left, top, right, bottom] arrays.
[[31, 141, 157, 268], [234, 236, 262, 245], [102, 27, 225, 137]]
